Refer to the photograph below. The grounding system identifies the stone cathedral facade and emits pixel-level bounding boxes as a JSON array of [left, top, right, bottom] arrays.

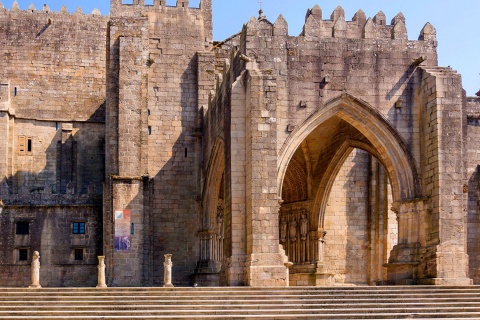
[[0, 0, 479, 287]]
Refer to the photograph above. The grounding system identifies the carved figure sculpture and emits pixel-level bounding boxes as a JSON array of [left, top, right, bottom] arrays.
[[289, 218, 297, 243], [280, 217, 287, 243]]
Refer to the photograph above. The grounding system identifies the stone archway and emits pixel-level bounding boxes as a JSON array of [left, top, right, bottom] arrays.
[[279, 94, 420, 202], [194, 138, 225, 286], [278, 94, 421, 285]]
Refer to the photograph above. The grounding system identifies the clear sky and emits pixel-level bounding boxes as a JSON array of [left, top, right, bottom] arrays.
[[3, 0, 479, 96]]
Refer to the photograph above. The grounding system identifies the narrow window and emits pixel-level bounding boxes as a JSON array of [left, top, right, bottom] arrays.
[[19, 249, 28, 261], [185, 147, 188, 157], [14, 87, 17, 96], [131, 223, 135, 235], [74, 248, 84, 261], [72, 222, 86, 234], [18, 136, 26, 155], [16, 221, 29, 235], [148, 126, 152, 135], [26, 137, 33, 155]]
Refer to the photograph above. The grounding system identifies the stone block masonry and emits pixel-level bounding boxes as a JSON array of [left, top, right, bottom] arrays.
[[0, 0, 479, 288], [0, 2, 107, 287], [105, 0, 213, 286], [208, 5, 477, 286]]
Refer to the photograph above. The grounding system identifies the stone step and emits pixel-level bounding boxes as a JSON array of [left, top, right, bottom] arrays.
[[2, 285, 480, 292], [2, 299, 480, 306], [3, 292, 480, 300], [0, 315, 479, 320], [1, 302, 480, 310], [4, 288, 480, 295], [1, 306, 480, 315], [1, 287, 480, 319]]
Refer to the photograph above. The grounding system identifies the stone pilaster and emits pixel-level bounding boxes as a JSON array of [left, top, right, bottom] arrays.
[[244, 67, 288, 287], [105, 16, 150, 286], [0, 81, 9, 180], [223, 75, 247, 286], [415, 67, 472, 285]]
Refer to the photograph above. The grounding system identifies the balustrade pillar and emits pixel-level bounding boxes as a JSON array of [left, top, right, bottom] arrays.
[[96, 256, 107, 288], [29, 251, 41, 289], [163, 254, 174, 287]]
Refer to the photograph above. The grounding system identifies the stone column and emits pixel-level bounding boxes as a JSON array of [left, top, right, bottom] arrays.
[[29, 251, 41, 289], [386, 200, 422, 284], [315, 230, 332, 286], [96, 256, 107, 288], [316, 230, 327, 270], [163, 254, 174, 287]]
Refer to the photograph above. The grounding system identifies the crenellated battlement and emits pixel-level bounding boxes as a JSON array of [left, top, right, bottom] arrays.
[[242, 5, 433, 43], [298, 5, 436, 42], [111, 0, 211, 17], [0, 0, 105, 16]]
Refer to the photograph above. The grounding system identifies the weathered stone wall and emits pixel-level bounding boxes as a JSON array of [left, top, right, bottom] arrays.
[[0, 1, 478, 288], [105, 0, 213, 286], [415, 67, 470, 284], [324, 149, 370, 285], [0, 4, 107, 287], [0, 5, 108, 121], [0, 5, 107, 194], [0, 204, 102, 287], [208, 6, 474, 286], [5, 120, 104, 195], [466, 97, 480, 283]]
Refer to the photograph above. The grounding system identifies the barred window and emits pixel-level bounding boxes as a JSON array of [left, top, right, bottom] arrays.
[[72, 222, 86, 234]]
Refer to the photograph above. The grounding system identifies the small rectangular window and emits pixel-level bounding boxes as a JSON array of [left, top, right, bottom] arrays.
[[72, 222, 86, 234], [19, 249, 28, 261], [74, 248, 84, 261], [16, 221, 29, 235], [18, 136, 26, 155]]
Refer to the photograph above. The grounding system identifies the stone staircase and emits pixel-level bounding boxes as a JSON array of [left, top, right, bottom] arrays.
[[1, 286, 480, 319]]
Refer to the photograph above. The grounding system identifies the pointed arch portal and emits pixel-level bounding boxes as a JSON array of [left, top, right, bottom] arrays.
[[279, 94, 420, 204], [277, 94, 420, 285]]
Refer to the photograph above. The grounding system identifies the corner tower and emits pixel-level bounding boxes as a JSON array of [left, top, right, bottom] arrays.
[[104, 0, 214, 286]]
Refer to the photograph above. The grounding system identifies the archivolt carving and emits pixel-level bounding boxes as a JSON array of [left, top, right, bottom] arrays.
[[282, 157, 308, 204]]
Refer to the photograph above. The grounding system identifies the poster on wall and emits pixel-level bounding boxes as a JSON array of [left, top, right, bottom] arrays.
[[114, 210, 131, 252]]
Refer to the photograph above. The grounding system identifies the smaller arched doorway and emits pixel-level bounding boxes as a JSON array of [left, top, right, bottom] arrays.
[[278, 94, 420, 286], [194, 139, 226, 286]]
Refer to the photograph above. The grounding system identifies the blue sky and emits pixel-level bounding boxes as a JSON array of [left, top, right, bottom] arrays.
[[3, 0, 479, 96]]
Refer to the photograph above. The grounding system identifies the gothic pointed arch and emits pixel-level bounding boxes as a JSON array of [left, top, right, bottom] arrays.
[[312, 139, 386, 230], [202, 138, 225, 230], [278, 93, 420, 207], [196, 138, 226, 281]]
